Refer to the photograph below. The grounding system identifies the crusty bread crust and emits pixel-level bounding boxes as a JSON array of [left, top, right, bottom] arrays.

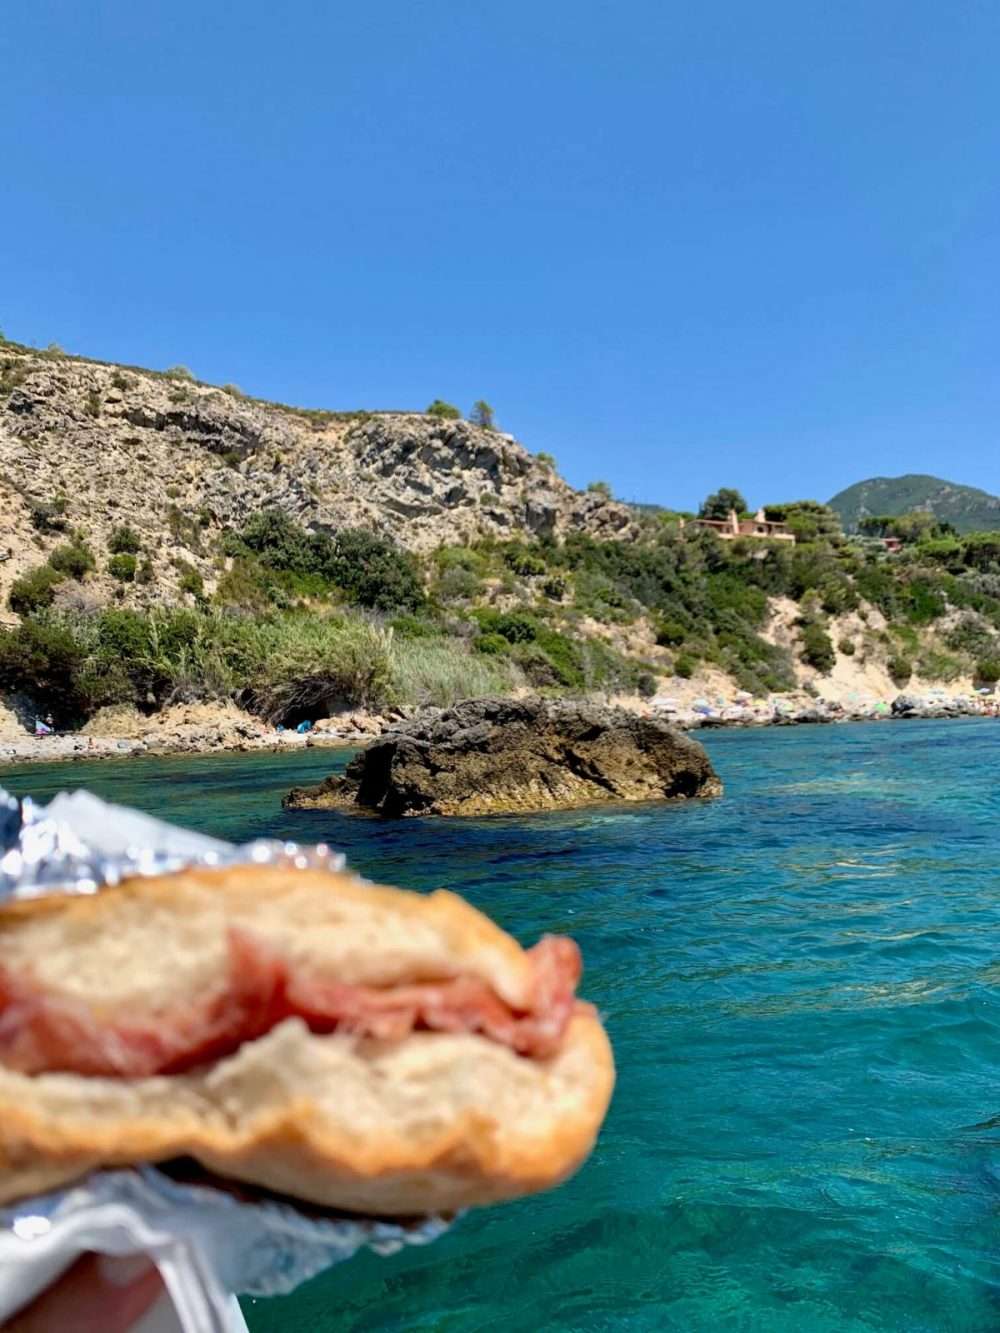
[[0, 864, 537, 1010], [0, 866, 615, 1213], [0, 1013, 614, 1213]]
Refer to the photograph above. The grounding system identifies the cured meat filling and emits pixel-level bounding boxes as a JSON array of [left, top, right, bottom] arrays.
[[0, 933, 583, 1077]]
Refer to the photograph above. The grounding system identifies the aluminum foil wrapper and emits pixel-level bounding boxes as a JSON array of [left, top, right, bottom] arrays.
[[0, 787, 453, 1331]]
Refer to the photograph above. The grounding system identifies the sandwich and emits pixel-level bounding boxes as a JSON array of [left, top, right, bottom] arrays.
[[0, 865, 614, 1215]]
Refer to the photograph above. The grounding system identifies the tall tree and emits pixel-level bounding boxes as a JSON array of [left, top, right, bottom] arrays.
[[470, 400, 496, 429], [699, 487, 747, 520]]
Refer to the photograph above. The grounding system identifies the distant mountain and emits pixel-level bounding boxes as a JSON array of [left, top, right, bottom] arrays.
[[829, 473, 1000, 535]]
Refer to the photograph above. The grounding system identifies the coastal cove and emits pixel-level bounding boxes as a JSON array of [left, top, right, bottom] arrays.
[[3, 719, 1000, 1329]]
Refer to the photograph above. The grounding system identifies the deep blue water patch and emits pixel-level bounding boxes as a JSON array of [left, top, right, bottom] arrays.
[[3, 719, 1000, 1329]]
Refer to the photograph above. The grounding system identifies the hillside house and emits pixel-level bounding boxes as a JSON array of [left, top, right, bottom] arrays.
[[686, 508, 795, 543]]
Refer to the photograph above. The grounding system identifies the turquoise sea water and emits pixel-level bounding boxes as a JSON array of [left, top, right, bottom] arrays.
[[3, 719, 1000, 1330]]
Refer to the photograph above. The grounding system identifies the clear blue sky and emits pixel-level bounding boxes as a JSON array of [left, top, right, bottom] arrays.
[[3, 2, 999, 511]]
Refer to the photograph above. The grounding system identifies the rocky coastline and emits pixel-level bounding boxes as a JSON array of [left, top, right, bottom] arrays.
[[0, 687, 994, 769]]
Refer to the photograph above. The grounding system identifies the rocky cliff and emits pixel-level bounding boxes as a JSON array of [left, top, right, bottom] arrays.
[[0, 344, 635, 612]]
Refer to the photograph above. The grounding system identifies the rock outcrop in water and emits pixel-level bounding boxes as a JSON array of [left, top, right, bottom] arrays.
[[283, 696, 723, 817]]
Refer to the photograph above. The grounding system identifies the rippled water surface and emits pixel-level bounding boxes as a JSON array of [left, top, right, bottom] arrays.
[[4, 718, 1000, 1330]]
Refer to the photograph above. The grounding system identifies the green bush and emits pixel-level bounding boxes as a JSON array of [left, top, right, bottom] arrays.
[[838, 637, 855, 656], [436, 565, 482, 601], [887, 654, 912, 687], [473, 632, 510, 656], [674, 653, 696, 678], [503, 545, 546, 577], [975, 658, 1000, 684], [0, 617, 87, 724], [109, 524, 142, 554], [586, 480, 613, 499], [536, 451, 555, 468], [654, 618, 687, 647], [109, 553, 138, 582], [328, 529, 424, 612], [389, 614, 438, 639], [224, 513, 424, 612], [542, 575, 568, 600], [178, 564, 204, 598], [799, 621, 835, 673], [917, 649, 961, 682], [426, 399, 460, 420], [944, 614, 996, 660], [636, 672, 658, 699], [470, 400, 495, 429], [84, 388, 101, 418], [165, 365, 195, 381], [475, 610, 538, 644], [9, 565, 63, 615], [29, 499, 68, 533], [48, 542, 95, 578]]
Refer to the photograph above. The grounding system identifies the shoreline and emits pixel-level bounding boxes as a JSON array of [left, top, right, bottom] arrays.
[[0, 692, 994, 769]]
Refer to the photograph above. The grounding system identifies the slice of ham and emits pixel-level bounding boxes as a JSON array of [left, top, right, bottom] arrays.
[[0, 932, 583, 1078]]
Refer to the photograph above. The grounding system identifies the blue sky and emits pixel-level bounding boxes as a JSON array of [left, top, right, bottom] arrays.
[[2, 1, 998, 511]]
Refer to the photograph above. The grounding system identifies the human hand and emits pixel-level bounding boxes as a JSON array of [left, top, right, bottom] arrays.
[[3, 1253, 164, 1332]]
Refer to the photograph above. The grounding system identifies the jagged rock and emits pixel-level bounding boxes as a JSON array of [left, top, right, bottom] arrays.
[[891, 694, 921, 717], [0, 347, 638, 609], [283, 696, 722, 817]]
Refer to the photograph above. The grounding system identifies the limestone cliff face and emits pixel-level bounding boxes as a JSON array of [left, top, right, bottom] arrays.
[[0, 346, 635, 610]]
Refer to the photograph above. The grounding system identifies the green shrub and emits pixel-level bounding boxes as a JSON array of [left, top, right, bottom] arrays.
[[84, 388, 101, 418], [799, 621, 835, 673], [109, 553, 138, 582], [887, 654, 912, 687], [475, 610, 538, 644], [178, 564, 204, 598], [838, 637, 855, 656], [945, 615, 996, 660], [0, 617, 88, 725], [636, 672, 658, 699], [436, 565, 482, 601], [470, 400, 495, 429], [674, 653, 696, 678], [503, 545, 546, 577], [137, 559, 155, 585], [654, 618, 687, 647], [917, 649, 961, 682], [975, 658, 1000, 684], [389, 614, 438, 639], [165, 365, 195, 381], [586, 480, 613, 499], [29, 499, 68, 533], [327, 529, 424, 612], [536, 451, 555, 468], [474, 632, 511, 656], [9, 565, 63, 615], [426, 399, 460, 420], [224, 512, 423, 613], [542, 575, 568, 600], [48, 541, 95, 578], [109, 524, 142, 554]]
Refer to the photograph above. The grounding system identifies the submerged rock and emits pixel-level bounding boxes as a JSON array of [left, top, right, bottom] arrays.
[[283, 696, 723, 818]]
